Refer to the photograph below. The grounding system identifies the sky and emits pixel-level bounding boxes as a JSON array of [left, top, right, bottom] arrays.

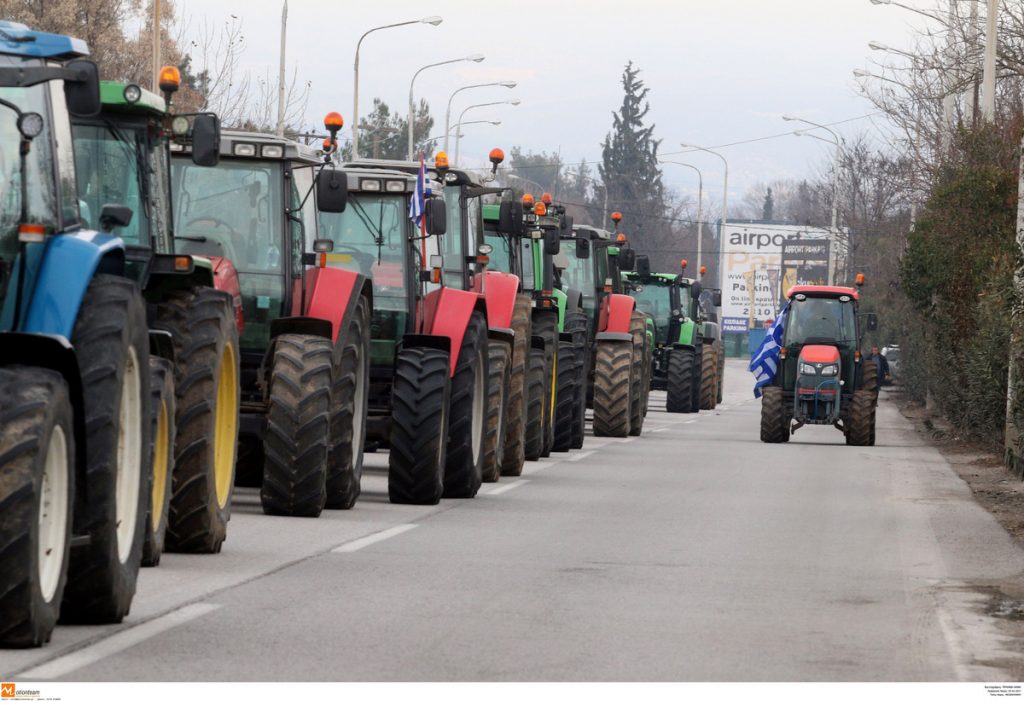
[[171, 0, 930, 211]]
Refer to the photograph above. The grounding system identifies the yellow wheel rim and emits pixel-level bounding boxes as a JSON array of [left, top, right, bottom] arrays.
[[151, 398, 170, 529], [213, 342, 238, 508]]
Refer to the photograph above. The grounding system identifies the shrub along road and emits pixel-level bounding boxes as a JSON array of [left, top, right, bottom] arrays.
[[4, 360, 1023, 681]]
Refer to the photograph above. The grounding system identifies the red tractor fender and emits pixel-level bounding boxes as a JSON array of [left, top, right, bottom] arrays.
[[598, 293, 635, 334], [482, 270, 519, 329], [293, 266, 370, 344], [207, 255, 244, 335], [421, 286, 484, 376]]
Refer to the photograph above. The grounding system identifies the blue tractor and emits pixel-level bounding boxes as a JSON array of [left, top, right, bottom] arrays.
[[0, 23, 151, 647]]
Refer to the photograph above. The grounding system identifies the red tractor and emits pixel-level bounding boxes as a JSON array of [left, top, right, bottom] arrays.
[[171, 115, 374, 516], [759, 278, 879, 445]]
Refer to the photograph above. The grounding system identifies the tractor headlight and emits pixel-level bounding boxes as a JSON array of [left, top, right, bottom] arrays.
[[820, 364, 838, 376], [800, 363, 817, 375]]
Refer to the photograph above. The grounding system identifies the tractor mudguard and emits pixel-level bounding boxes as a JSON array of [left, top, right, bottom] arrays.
[[552, 288, 567, 331], [488, 327, 515, 348], [296, 266, 370, 344], [482, 270, 519, 329], [702, 321, 721, 343], [565, 288, 583, 315], [598, 293, 635, 334], [402, 333, 451, 356], [596, 331, 633, 343], [0, 331, 87, 487], [270, 316, 333, 341], [422, 286, 482, 376], [671, 341, 697, 352], [205, 254, 244, 334], [21, 231, 125, 340], [142, 255, 216, 302], [149, 329, 175, 363]]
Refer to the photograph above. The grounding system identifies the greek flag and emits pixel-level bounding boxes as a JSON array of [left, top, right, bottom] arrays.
[[408, 154, 430, 227], [749, 302, 790, 398]]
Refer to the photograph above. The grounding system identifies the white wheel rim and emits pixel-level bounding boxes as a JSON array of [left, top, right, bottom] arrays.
[[116, 347, 143, 564], [471, 357, 484, 459], [38, 425, 69, 603], [351, 344, 366, 459]]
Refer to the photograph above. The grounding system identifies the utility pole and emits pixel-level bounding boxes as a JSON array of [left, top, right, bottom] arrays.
[[276, 1, 288, 137], [151, 0, 161, 91], [981, 0, 997, 121]]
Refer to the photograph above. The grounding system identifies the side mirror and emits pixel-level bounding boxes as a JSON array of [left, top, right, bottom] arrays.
[[316, 169, 348, 213], [863, 313, 878, 331], [636, 255, 651, 277], [691, 280, 704, 302], [499, 200, 525, 236], [64, 59, 101, 117], [191, 113, 220, 167], [712, 289, 723, 307], [426, 197, 447, 236], [99, 203, 133, 232], [313, 239, 334, 253], [619, 247, 635, 271], [576, 237, 590, 259], [560, 214, 574, 233], [543, 228, 560, 256]]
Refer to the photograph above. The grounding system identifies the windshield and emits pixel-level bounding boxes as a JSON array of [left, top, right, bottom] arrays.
[[440, 185, 466, 289], [484, 231, 513, 274], [785, 296, 857, 346], [562, 245, 595, 300], [72, 122, 149, 245], [319, 192, 408, 311], [628, 278, 674, 343]]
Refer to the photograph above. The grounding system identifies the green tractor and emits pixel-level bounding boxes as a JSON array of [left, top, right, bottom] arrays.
[[621, 255, 722, 413], [70, 74, 241, 562]]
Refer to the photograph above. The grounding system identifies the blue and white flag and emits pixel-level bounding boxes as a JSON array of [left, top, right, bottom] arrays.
[[749, 302, 790, 398], [408, 154, 431, 228]]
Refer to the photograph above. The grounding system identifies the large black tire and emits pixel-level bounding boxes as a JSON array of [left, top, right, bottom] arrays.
[[641, 325, 653, 417], [666, 348, 696, 413], [860, 360, 879, 446], [717, 346, 725, 404], [700, 342, 718, 410], [593, 340, 632, 437], [444, 312, 488, 498], [552, 340, 578, 452], [61, 275, 150, 624], [142, 358, 176, 567], [760, 386, 789, 443], [691, 341, 704, 412], [389, 347, 450, 505], [846, 389, 876, 446], [156, 287, 240, 554], [501, 294, 531, 476], [533, 313, 559, 458], [482, 341, 511, 483], [261, 335, 332, 517], [564, 312, 589, 450], [628, 312, 647, 436], [326, 295, 370, 510], [0, 369, 74, 648], [523, 347, 546, 461]]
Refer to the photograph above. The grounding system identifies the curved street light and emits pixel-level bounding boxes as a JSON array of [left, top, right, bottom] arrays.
[[408, 54, 486, 160], [661, 161, 705, 270], [352, 16, 442, 158], [444, 81, 517, 152], [454, 99, 520, 165], [679, 142, 728, 281]]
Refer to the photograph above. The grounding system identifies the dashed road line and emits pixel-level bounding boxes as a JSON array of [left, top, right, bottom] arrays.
[[332, 524, 419, 553], [21, 603, 221, 680], [486, 480, 529, 496], [684, 420, 697, 424], [649, 427, 669, 433], [567, 450, 594, 462]]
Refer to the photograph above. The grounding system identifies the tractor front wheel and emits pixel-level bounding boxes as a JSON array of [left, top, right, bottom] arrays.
[[666, 348, 696, 413], [501, 294, 531, 476], [593, 340, 632, 437], [523, 347, 547, 461], [700, 343, 718, 410], [482, 341, 511, 482], [553, 339, 578, 451], [760, 386, 790, 443], [444, 312, 488, 498], [142, 358, 175, 567], [846, 389, 876, 446], [628, 312, 647, 436]]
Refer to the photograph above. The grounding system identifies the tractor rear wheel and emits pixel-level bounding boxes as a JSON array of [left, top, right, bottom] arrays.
[[326, 295, 371, 510], [666, 348, 696, 413], [760, 386, 789, 443], [501, 294, 531, 476], [0, 369, 74, 648], [553, 339, 578, 451], [717, 345, 725, 404], [444, 312, 488, 498], [700, 342, 718, 410], [691, 342, 704, 411], [61, 275, 150, 624], [628, 311, 647, 436], [533, 313, 559, 458], [261, 335, 332, 517], [593, 340, 632, 437], [156, 287, 239, 553], [482, 341, 511, 482], [142, 358, 175, 567], [565, 312, 589, 449], [523, 347, 546, 461], [388, 347, 450, 505]]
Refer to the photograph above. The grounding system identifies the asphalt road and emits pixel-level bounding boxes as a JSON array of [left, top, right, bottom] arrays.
[[5, 359, 1024, 681]]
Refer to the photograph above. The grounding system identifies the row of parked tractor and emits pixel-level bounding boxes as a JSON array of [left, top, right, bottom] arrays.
[[0, 22, 725, 650]]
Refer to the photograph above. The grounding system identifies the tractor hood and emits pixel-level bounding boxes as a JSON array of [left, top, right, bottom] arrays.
[[798, 345, 841, 365]]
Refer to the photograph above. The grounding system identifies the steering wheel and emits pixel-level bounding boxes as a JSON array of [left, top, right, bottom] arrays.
[[332, 245, 377, 270], [184, 217, 238, 235]]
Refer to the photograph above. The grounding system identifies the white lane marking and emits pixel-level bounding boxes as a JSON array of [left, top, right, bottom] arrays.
[[21, 603, 220, 680], [522, 460, 561, 475], [567, 450, 594, 462], [486, 480, 529, 496], [332, 524, 419, 553], [586, 442, 609, 449], [717, 405, 730, 410], [649, 427, 668, 433], [621, 437, 638, 443], [684, 420, 697, 424]]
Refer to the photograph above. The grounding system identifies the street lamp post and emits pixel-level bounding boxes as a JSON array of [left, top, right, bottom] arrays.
[[454, 99, 520, 165], [444, 81, 516, 153], [679, 142, 728, 286], [352, 16, 442, 159], [662, 161, 704, 271], [408, 54, 485, 160]]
